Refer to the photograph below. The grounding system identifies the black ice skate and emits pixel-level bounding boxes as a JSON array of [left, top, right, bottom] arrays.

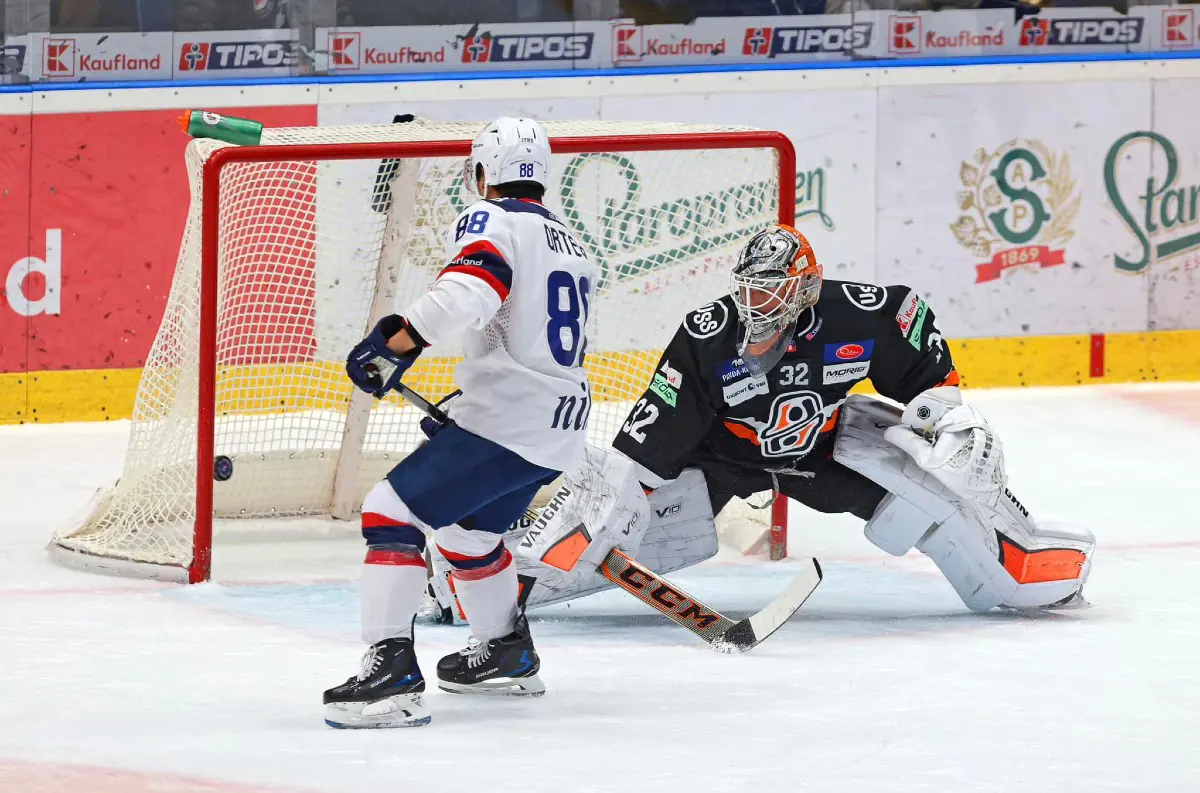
[[323, 637, 431, 728], [437, 614, 545, 697]]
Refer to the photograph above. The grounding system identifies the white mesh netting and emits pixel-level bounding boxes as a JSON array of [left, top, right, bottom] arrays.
[[50, 118, 783, 578]]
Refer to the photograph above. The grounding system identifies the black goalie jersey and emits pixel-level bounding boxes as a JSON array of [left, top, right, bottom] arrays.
[[612, 280, 959, 482]]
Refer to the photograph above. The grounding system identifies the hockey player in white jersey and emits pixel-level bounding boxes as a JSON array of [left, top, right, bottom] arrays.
[[324, 117, 597, 729]]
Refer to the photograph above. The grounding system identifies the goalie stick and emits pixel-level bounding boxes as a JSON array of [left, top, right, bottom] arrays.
[[389, 381, 823, 651]]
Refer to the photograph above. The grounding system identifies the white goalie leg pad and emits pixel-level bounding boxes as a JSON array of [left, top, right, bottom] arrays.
[[835, 395, 1094, 612], [516, 443, 651, 574], [512, 463, 718, 610]]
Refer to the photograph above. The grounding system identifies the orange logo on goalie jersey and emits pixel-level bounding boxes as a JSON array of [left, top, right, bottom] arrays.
[[724, 391, 841, 458]]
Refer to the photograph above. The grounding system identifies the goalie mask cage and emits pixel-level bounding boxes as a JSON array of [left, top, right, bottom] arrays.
[[50, 119, 796, 584]]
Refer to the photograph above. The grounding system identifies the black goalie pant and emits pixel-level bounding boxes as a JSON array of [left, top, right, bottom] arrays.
[[695, 443, 887, 523]]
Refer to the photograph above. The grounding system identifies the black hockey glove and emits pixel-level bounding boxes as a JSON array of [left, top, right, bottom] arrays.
[[346, 315, 422, 398]]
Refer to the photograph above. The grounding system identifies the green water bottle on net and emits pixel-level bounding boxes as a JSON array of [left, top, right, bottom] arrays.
[[178, 110, 264, 146]]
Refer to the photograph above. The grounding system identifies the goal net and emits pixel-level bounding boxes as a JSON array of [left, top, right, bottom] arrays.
[[50, 118, 794, 583]]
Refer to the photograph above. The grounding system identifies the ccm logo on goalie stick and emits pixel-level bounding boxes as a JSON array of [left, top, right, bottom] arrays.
[[618, 568, 722, 629]]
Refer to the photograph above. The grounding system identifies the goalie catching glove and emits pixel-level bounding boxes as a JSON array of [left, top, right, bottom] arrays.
[[346, 315, 425, 398]]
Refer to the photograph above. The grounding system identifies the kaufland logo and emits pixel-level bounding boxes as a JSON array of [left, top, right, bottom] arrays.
[[457, 28, 592, 63], [328, 31, 359, 68], [888, 15, 1004, 53], [43, 37, 75, 76], [890, 16, 921, 53], [1018, 17, 1143, 46], [742, 24, 871, 56], [1163, 9, 1196, 48], [613, 23, 724, 61], [178, 40, 297, 70], [614, 24, 641, 61], [43, 36, 162, 75]]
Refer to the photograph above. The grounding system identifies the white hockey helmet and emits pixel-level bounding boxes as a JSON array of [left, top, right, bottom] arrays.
[[463, 117, 551, 198]]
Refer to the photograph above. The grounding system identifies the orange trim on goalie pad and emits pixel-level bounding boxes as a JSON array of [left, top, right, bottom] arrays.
[[999, 536, 1087, 584], [540, 525, 593, 571]]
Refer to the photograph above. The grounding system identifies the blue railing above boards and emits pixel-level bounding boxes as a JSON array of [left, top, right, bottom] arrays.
[[1, 3, 1196, 83]]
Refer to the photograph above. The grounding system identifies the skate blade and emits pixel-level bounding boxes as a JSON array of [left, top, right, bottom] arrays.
[[438, 674, 545, 697], [324, 693, 431, 728]]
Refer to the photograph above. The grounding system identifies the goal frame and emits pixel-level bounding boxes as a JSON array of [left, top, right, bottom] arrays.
[[193, 131, 797, 583]]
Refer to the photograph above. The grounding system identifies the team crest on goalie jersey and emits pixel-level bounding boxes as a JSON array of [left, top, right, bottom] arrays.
[[723, 391, 842, 458]]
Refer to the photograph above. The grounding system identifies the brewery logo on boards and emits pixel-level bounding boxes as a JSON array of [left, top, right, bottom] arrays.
[[423, 154, 834, 295], [951, 140, 1080, 283], [557, 153, 834, 291], [1105, 131, 1200, 273]]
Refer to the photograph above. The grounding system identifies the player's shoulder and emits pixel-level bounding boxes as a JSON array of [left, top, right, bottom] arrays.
[[483, 198, 564, 225], [678, 295, 739, 346], [819, 279, 932, 336]]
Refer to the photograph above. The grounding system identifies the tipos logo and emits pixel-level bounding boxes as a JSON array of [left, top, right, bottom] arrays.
[[951, 140, 1080, 283]]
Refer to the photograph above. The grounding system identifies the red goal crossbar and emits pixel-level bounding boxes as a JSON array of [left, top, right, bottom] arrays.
[[195, 131, 797, 583]]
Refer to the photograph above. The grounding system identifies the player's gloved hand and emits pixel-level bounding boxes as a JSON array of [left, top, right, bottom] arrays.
[[346, 315, 422, 398], [884, 386, 1005, 506]]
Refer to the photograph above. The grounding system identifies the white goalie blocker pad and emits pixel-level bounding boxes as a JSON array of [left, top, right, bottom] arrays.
[[833, 394, 1094, 612], [425, 445, 719, 616]]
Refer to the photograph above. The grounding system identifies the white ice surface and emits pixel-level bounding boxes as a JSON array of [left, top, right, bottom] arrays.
[[2, 385, 1199, 792]]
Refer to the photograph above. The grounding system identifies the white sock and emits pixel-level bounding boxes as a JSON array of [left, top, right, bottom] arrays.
[[450, 546, 519, 642], [360, 548, 427, 645]]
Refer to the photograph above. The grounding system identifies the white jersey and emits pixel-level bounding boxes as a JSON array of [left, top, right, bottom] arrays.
[[405, 198, 597, 472]]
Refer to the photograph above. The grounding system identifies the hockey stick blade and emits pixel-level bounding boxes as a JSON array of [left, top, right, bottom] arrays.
[[599, 550, 822, 652]]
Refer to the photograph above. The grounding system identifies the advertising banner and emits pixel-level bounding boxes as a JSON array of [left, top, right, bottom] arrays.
[[859, 9, 1014, 59], [0, 110, 32, 374], [1132, 5, 1200, 52], [875, 79, 1156, 337], [0, 104, 316, 375], [29, 33, 173, 82], [1138, 78, 1200, 330], [172, 29, 300, 80], [315, 22, 607, 75], [1011, 7, 1148, 54], [611, 14, 871, 66]]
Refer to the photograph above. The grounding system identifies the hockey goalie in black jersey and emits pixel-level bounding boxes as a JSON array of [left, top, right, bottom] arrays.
[[424, 225, 1095, 620]]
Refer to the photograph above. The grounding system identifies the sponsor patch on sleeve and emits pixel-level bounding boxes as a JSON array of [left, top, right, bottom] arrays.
[[684, 301, 728, 339], [648, 373, 678, 407], [842, 283, 888, 310], [823, 340, 874, 364]]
